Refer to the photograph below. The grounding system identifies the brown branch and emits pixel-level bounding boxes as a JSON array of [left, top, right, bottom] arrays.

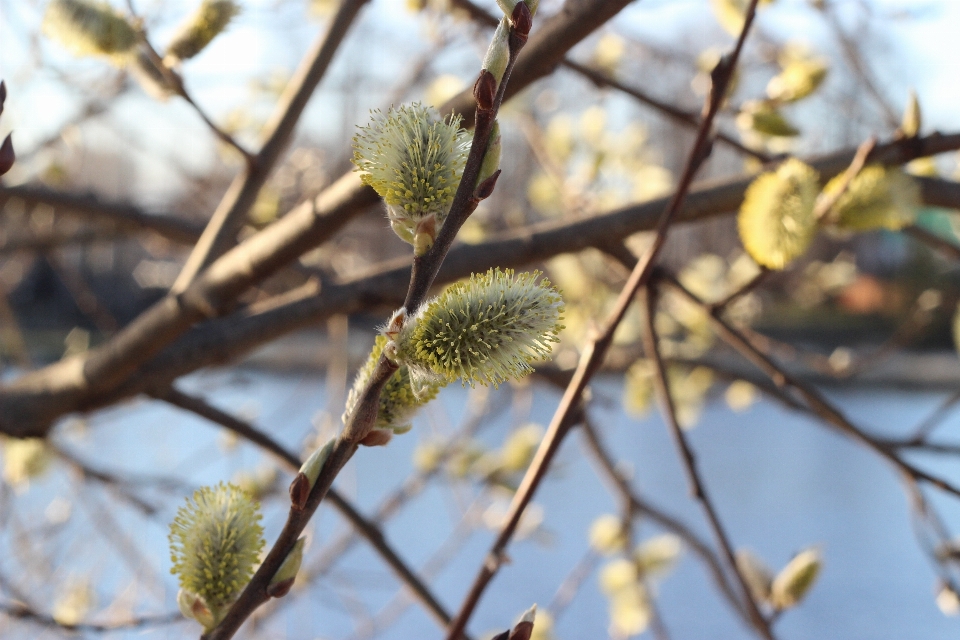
[[171, 0, 372, 290], [641, 285, 774, 639], [0, 184, 204, 245], [442, 5, 762, 637], [153, 386, 457, 633]]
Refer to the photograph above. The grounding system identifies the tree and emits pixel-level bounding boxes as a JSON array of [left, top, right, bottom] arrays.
[[1, 0, 960, 638]]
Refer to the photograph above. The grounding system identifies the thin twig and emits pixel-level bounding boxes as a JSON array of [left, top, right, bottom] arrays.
[[642, 285, 774, 639]]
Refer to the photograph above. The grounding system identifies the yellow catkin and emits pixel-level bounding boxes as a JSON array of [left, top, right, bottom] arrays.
[[738, 159, 819, 269]]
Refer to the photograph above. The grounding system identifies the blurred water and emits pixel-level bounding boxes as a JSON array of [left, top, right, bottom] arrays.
[[5, 369, 960, 639]]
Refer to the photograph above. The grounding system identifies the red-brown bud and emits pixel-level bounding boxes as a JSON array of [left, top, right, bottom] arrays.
[[288, 472, 310, 511], [0, 134, 14, 177], [509, 621, 534, 640], [360, 429, 393, 447], [475, 169, 501, 201], [474, 70, 497, 111], [511, 1, 532, 39], [0, 81, 6, 116], [267, 577, 295, 599]]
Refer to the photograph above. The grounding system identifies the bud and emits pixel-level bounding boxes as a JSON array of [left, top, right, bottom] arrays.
[[475, 120, 502, 192], [589, 514, 627, 555], [165, 0, 241, 63], [290, 438, 335, 509], [737, 158, 819, 269], [474, 70, 497, 112], [0, 81, 6, 116], [130, 48, 177, 100], [342, 335, 444, 433], [0, 134, 14, 177], [396, 268, 564, 388], [766, 57, 828, 103], [2, 437, 51, 487], [169, 483, 265, 628], [770, 548, 822, 610], [42, 0, 138, 63], [509, 603, 536, 640], [352, 103, 470, 250], [496, 0, 538, 19], [177, 589, 216, 630], [360, 429, 394, 447], [901, 90, 921, 138], [633, 534, 682, 576], [735, 549, 773, 604], [511, 1, 533, 40], [736, 100, 800, 138], [482, 19, 511, 85], [823, 165, 920, 231], [267, 537, 305, 598], [299, 438, 335, 488]]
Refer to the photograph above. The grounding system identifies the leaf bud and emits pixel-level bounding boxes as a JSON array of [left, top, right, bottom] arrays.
[[0, 134, 14, 177], [360, 429, 393, 447], [771, 548, 822, 610], [474, 70, 497, 111], [165, 0, 241, 63], [481, 19, 511, 86], [475, 120, 502, 195], [511, 1, 533, 40], [177, 589, 216, 630], [509, 603, 537, 640], [299, 438, 335, 488], [901, 89, 921, 138], [42, 0, 138, 63], [267, 537, 305, 598], [496, 0, 538, 18]]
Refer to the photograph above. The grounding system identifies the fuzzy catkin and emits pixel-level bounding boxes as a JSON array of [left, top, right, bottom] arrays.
[[398, 268, 564, 388], [352, 103, 470, 246], [737, 158, 819, 269], [166, 0, 240, 62], [343, 335, 443, 433], [169, 483, 264, 624], [42, 0, 138, 62]]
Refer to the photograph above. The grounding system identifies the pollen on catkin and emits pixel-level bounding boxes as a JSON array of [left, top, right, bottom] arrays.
[[343, 335, 443, 434], [169, 482, 264, 627], [351, 103, 470, 247], [397, 268, 564, 388], [42, 0, 138, 63], [165, 0, 240, 63]]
